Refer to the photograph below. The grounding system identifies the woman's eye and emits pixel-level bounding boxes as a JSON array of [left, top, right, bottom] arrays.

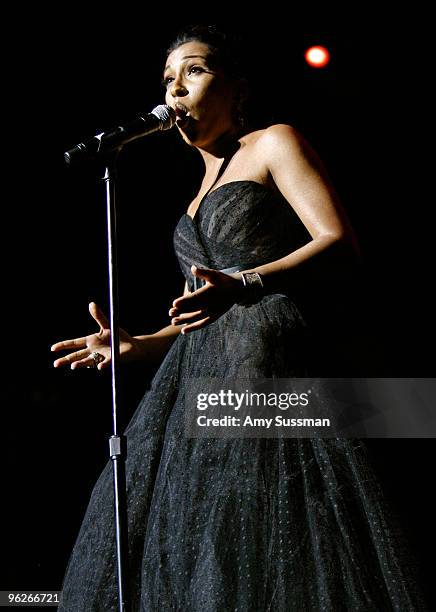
[[188, 66, 204, 75], [162, 66, 205, 88]]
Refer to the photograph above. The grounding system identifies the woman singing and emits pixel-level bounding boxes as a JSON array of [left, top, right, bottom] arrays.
[[53, 25, 427, 611]]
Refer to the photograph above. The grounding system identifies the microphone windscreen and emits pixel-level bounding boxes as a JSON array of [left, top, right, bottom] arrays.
[[150, 104, 176, 130]]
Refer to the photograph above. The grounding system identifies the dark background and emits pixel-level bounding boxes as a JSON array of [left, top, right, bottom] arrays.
[[3, 10, 435, 609]]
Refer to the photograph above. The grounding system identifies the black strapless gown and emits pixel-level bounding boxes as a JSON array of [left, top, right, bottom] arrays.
[[58, 181, 427, 611]]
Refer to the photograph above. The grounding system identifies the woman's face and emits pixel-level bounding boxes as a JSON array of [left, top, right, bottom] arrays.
[[163, 41, 238, 147]]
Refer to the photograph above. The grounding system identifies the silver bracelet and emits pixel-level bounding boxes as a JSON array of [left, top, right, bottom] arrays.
[[241, 271, 264, 290], [239, 272, 264, 304]]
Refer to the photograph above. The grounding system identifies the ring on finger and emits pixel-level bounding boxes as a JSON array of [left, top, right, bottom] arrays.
[[86, 351, 105, 368], [92, 351, 104, 366]]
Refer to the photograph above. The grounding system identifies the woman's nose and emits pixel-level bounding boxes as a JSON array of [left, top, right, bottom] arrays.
[[170, 77, 188, 98]]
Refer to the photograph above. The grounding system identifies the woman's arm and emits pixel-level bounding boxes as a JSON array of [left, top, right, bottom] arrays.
[[134, 281, 190, 365], [239, 124, 361, 293], [169, 128, 361, 334], [132, 325, 182, 366], [51, 283, 190, 369]]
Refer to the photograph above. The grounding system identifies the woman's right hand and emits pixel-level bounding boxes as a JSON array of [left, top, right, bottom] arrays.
[[51, 302, 140, 371]]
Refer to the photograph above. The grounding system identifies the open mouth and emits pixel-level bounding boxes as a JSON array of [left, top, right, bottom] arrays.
[[175, 105, 191, 128]]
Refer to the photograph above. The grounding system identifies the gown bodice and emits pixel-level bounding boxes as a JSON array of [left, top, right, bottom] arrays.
[[173, 180, 311, 292]]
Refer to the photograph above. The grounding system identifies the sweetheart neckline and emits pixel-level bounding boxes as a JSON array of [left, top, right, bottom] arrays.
[[183, 180, 270, 223]]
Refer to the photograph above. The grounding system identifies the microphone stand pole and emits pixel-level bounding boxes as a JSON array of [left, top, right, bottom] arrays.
[[63, 103, 176, 610], [101, 150, 131, 612]]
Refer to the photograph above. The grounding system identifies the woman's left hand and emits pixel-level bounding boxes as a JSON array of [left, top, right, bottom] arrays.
[[168, 265, 244, 334]]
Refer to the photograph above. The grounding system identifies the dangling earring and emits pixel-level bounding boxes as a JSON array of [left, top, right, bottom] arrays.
[[233, 95, 246, 129], [237, 102, 246, 128]]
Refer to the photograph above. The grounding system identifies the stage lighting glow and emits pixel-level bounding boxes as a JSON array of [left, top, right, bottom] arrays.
[[305, 46, 330, 68]]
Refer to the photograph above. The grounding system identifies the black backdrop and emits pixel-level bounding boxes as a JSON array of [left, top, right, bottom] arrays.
[[3, 10, 435, 609]]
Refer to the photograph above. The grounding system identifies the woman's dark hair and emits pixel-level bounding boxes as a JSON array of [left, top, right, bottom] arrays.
[[166, 25, 247, 83]]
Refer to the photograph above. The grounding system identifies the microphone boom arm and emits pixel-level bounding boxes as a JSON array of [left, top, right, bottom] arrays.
[[64, 104, 176, 165]]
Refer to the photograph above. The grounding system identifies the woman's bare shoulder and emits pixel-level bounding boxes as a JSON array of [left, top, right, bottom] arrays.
[[251, 124, 323, 174], [242, 124, 302, 156], [244, 123, 299, 141]]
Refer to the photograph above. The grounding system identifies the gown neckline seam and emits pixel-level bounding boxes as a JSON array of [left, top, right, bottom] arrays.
[[184, 180, 269, 223]]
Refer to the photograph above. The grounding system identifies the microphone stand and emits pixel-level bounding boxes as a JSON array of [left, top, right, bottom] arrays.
[[64, 105, 175, 611], [100, 150, 131, 612], [62, 104, 176, 610]]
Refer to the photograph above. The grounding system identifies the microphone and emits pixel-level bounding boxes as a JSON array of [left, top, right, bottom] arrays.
[[64, 104, 176, 165]]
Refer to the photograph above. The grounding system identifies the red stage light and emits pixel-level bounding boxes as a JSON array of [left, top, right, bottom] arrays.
[[305, 45, 330, 68]]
